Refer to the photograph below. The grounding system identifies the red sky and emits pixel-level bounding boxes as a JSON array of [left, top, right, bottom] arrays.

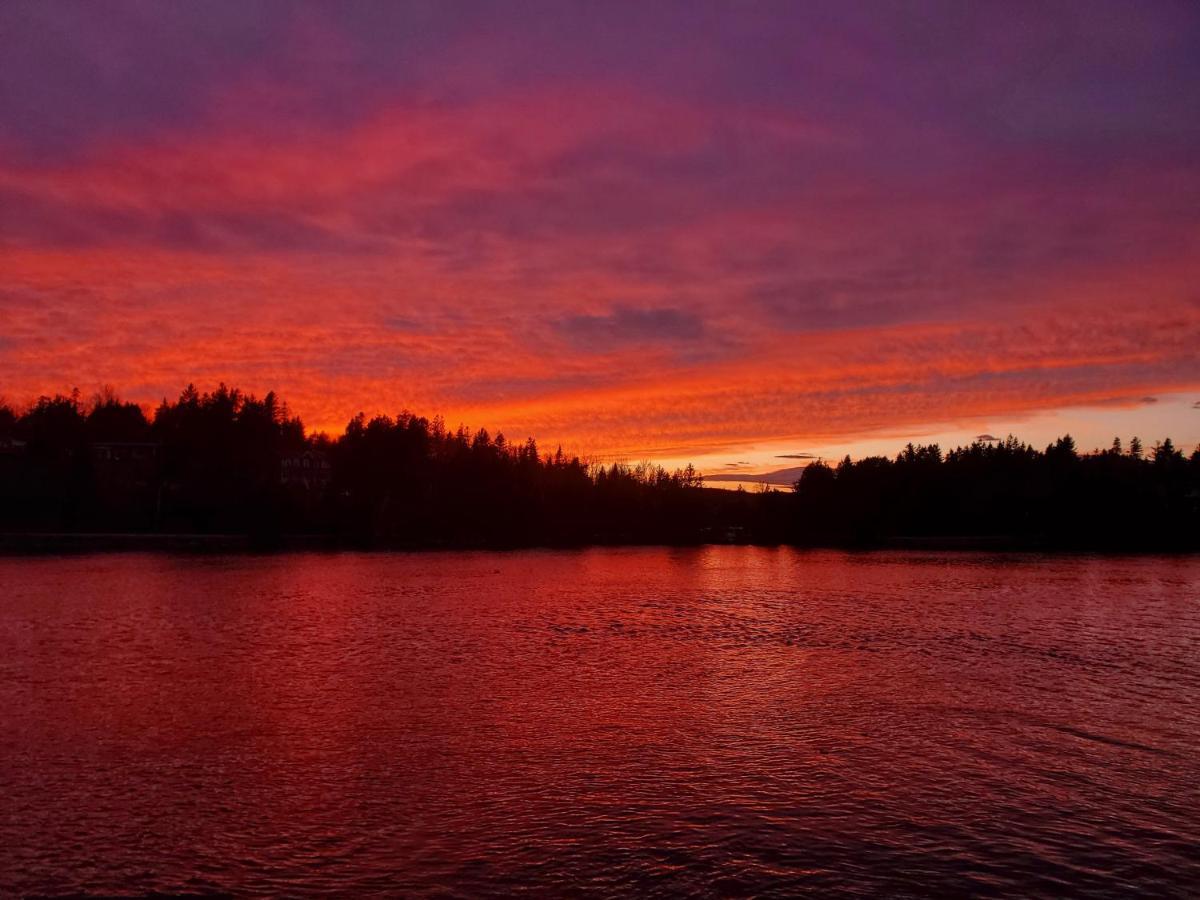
[[2, 2, 1198, 472]]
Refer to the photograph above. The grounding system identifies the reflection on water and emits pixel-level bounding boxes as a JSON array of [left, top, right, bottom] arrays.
[[1, 548, 1198, 896]]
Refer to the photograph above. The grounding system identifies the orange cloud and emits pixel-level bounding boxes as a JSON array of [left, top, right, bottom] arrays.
[[1, 78, 1198, 459]]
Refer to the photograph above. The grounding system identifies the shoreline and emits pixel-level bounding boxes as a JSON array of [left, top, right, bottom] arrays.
[[1, 532, 1195, 556]]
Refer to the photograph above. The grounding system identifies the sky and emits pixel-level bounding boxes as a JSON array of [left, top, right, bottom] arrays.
[[1, 1, 1199, 475]]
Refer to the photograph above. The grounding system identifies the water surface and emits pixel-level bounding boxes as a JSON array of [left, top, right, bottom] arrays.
[[1, 548, 1198, 896]]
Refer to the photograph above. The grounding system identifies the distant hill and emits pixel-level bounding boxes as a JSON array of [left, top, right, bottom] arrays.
[[702, 465, 807, 486]]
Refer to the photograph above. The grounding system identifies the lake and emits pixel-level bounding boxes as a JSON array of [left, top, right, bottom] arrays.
[[1, 548, 1198, 896]]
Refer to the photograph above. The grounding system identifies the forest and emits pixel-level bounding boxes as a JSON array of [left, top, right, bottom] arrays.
[[1, 384, 1197, 550]]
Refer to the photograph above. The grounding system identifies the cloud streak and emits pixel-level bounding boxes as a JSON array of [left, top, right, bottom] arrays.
[[557, 306, 705, 349]]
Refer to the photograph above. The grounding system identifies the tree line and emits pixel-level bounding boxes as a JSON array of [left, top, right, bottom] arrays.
[[0, 384, 1197, 549], [0, 385, 708, 546], [784, 434, 1200, 549]]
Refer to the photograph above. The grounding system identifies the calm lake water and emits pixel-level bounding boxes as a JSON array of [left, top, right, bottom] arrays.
[[1, 548, 1198, 897]]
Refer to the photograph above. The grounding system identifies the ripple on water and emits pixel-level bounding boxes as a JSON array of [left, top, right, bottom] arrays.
[[0, 548, 1198, 896]]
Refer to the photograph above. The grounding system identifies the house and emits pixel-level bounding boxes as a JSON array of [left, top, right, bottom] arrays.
[[281, 449, 332, 492], [91, 441, 158, 465], [90, 441, 160, 490]]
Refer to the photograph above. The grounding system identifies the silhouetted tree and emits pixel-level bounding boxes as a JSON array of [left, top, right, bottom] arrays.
[[781, 430, 1197, 550], [0, 401, 16, 438]]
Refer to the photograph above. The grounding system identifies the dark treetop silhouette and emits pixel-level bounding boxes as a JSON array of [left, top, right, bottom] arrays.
[[0, 385, 1197, 550]]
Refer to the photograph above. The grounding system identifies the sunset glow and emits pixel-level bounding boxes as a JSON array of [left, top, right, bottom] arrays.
[[3, 2, 1198, 470]]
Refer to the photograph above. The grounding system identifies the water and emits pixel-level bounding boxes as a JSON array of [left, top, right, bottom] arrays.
[[1, 548, 1198, 897]]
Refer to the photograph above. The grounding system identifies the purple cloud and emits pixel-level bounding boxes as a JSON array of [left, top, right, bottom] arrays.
[[557, 306, 705, 349]]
